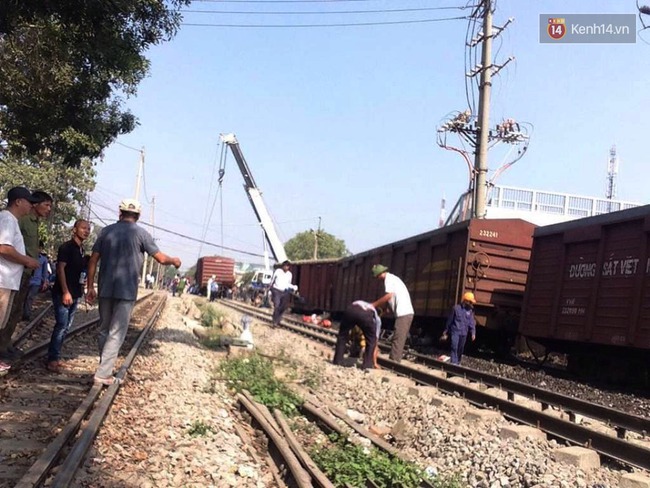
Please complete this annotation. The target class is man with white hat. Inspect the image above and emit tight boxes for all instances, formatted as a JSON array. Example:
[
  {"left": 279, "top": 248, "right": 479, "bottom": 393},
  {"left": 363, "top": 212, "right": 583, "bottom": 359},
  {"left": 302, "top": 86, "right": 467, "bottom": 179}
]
[
  {"left": 86, "top": 198, "right": 181, "bottom": 385},
  {"left": 371, "top": 264, "right": 414, "bottom": 363}
]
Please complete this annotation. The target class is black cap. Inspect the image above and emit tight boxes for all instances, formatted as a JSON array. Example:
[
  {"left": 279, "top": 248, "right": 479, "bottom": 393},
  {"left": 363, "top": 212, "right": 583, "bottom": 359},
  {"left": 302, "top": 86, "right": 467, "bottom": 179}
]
[{"left": 7, "top": 187, "right": 37, "bottom": 204}]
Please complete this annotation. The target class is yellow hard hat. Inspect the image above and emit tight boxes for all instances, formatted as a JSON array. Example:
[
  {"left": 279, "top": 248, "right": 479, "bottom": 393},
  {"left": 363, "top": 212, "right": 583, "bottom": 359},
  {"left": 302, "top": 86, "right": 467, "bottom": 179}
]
[{"left": 462, "top": 291, "right": 476, "bottom": 304}]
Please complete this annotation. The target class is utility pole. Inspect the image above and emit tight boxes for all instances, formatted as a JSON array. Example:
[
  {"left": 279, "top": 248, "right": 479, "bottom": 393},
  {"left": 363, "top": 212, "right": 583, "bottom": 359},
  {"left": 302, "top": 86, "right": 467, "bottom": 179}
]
[
  {"left": 134, "top": 147, "right": 145, "bottom": 202},
  {"left": 141, "top": 195, "right": 154, "bottom": 287},
  {"left": 473, "top": 2, "right": 493, "bottom": 219},
  {"left": 436, "top": 1, "right": 523, "bottom": 224},
  {"left": 313, "top": 216, "right": 321, "bottom": 260}
]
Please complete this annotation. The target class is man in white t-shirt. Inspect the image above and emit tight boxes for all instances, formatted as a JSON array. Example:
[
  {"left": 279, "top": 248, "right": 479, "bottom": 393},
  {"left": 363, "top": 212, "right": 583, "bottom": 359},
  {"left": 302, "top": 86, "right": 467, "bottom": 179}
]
[
  {"left": 269, "top": 260, "right": 297, "bottom": 327},
  {"left": 0, "top": 187, "right": 41, "bottom": 371},
  {"left": 371, "top": 264, "right": 414, "bottom": 362}
]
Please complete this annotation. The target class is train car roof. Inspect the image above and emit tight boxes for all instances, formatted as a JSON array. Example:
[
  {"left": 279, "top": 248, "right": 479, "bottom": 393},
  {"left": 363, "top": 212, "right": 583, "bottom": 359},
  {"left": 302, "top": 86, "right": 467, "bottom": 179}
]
[{"left": 533, "top": 204, "right": 650, "bottom": 237}]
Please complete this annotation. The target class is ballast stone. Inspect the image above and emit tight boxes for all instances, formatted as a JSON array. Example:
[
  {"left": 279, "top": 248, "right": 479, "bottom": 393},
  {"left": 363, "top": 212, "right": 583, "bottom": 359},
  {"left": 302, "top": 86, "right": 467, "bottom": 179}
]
[
  {"left": 620, "top": 473, "right": 650, "bottom": 488},
  {"left": 552, "top": 446, "right": 600, "bottom": 469},
  {"left": 500, "top": 425, "right": 547, "bottom": 442},
  {"left": 464, "top": 409, "right": 502, "bottom": 422}
]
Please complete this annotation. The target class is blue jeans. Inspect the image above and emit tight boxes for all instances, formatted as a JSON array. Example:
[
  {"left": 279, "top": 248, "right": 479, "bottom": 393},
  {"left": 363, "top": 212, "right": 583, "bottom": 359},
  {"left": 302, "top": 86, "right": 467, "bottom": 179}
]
[
  {"left": 48, "top": 291, "right": 79, "bottom": 362},
  {"left": 450, "top": 333, "right": 468, "bottom": 365}
]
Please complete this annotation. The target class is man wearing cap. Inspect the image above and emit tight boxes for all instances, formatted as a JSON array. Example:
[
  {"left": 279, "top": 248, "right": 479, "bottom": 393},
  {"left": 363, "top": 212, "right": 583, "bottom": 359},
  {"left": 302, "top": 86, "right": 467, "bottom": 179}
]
[
  {"left": 0, "top": 190, "right": 53, "bottom": 360},
  {"left": 86, "top": 198, "right": 181, "bottom": 385},
  {"left": 269, "top": 260, "right": 297, "bottom": 327},
  {"left": 371, "top": 264, "right": 414, "bottom": 362},
  {"left": 0, "top": 188, "right": 41, "bottom": 369},
  {"left": 440, "top": 292, "right": 477, "bottom": 365}
]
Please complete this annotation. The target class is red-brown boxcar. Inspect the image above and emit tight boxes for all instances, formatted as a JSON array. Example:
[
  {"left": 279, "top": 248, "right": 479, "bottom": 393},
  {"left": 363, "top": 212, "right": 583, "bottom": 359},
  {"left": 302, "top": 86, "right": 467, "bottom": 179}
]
[
  {"left": 324, "top": 218, "right": 536, "bottom": 335},
  {"left": 520, "top": 205, "right": 650, "bottom": 382},
  {"left": 291, "top": 259, "right": 340, "bottom": 313},
  {"left": 195, "top": 256, "right": 236, "bottom": 289}
]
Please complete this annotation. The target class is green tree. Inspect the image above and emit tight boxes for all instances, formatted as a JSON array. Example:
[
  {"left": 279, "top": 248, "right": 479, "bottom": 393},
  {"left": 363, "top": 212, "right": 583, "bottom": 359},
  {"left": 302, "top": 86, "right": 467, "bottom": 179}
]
[
  {"left": 0, "top": 0, "right": 189, "bottom": 166},
  {"left": 284, "top": 230, "right": 349, "bottom": 261},
  {"left": 0, "top": 155, "right": 96, "bottom": 253}
]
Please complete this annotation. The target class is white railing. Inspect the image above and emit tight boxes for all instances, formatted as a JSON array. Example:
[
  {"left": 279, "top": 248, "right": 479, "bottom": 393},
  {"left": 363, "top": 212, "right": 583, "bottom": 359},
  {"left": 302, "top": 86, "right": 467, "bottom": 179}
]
[{"left": 444, "top": 185, "right": 641, "bottom": 226}]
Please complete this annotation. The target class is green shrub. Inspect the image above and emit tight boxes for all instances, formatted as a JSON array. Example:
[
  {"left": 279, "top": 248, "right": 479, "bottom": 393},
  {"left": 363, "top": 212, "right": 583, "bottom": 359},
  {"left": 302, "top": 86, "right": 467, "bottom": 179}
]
[
  {"left": 187, "top": 420, "right": 213, "bottom": 437},
  {"left": 311, "top": 434, "right": 440, "bottom": 488},
  {"left": 201, "top": 305, "right": 228, "bottom": 328},
  {"left": 218, "top": 354, "right": 303, "bottom": 416}
]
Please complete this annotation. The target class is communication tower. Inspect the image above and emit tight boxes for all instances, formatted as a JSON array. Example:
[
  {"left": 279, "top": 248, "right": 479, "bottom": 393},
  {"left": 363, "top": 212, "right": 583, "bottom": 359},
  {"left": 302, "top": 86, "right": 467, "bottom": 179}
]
[{"left": 606, "top": 145, "right": 618, "bottom": 202}]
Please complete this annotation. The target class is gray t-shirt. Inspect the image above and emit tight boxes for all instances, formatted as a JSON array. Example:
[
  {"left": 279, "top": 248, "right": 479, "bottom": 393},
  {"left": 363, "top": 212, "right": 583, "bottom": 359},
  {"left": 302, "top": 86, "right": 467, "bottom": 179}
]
[{"left": 92, "top": 221, "right": 159, "bottom": 300}]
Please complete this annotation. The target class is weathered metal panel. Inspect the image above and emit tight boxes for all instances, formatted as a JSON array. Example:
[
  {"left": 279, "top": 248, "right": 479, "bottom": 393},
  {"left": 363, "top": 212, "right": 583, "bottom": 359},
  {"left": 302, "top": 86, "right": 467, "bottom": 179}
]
[
  {"left": 521, "top": 204, "right": 650, "bottom": 351},
  {"left": 196, "top": 256, "right": 235, "bottom": 287},
  {"left": 329, "top": 218, "right": 536, "bottom": 332},
  {"left": 292, "top": 260, "right": 339, "bottom": 311}
]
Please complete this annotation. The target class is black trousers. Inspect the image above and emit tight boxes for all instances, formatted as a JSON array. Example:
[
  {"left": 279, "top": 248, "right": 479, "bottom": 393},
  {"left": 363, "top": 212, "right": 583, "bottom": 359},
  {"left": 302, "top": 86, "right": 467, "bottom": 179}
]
[
  {"left": 333, "top": 303, "right": 377, "bottom": 370},
  {"left": 271, "top": 288, "right": 291, "bottom": 325}
]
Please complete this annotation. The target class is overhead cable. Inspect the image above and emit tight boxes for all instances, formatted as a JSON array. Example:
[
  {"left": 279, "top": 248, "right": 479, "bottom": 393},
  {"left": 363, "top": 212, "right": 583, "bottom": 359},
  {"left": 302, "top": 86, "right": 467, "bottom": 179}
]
[
  {"left": 183, "top": 6, "right": 473, "bottom": 14},
  {"left": 183, "top": 15, "right": 469, "bottom": 27}
]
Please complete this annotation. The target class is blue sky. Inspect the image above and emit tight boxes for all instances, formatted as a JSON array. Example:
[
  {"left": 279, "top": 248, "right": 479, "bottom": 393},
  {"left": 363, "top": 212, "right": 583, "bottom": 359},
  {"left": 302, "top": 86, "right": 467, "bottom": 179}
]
[{"left": 90, "top": 0, "right": 650, "bottom": 271}]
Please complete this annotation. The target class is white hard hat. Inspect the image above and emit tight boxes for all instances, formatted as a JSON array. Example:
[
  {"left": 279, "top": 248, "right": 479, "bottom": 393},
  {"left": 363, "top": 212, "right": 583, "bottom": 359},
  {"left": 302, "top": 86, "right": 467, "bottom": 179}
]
[{"left": 119, "top": 198, "right": 142, "bottom": 214}]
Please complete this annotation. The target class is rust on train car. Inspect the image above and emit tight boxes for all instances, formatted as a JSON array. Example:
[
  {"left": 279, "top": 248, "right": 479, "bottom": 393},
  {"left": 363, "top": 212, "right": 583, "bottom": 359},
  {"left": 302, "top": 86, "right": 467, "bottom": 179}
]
[
  {"left": 330, "top": 218, "right": 536, "bottom": 331},
  {"left": 291, "top": 259, "right": 339, "bottom": 312},
  {"left": 520, "top": 205, "right": 650, "bottom": 351}
]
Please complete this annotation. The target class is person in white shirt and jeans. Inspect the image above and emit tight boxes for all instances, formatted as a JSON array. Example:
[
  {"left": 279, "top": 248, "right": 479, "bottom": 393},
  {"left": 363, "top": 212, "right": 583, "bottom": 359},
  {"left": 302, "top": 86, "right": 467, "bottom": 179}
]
[
  {"left": 0, "top": 187, "right": 40, "bottom": 371},
  {"left": 269, "top": 260, "right": 296, "bottom": 327},
  {"left": 371, "top": 264, "right": 414, "bottom": 362}
]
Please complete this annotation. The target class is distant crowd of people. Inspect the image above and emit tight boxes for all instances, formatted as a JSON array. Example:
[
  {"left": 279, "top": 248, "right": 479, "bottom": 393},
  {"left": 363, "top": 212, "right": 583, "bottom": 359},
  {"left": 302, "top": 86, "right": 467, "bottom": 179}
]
[{"left": 0, "top": 187, "right": 181, "bottom": 384}]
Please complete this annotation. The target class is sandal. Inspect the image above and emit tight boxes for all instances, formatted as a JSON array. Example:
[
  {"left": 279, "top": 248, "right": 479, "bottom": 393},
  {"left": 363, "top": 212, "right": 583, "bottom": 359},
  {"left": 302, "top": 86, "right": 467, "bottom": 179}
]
[{"left": 93, "top": 375, "right": 122, "bottom": 386}]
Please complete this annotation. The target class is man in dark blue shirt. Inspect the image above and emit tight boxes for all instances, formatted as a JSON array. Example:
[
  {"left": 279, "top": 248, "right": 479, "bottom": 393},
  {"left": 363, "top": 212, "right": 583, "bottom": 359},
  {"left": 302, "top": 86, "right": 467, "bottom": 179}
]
[
  {"left": 441, "top": 292, "right": 477, "bottom": 365},
  {"left": 86, "top": 199, "right": 180, "bottom": 385},
  {"left": 47, "top": 220, "right": 90, "bottom": 372}
]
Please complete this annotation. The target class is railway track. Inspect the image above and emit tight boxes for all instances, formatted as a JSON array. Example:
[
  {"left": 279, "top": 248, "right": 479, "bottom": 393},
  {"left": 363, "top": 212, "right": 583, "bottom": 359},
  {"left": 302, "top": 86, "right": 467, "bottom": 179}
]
[
  {"left": 0, "top": 291, "right": 163, "bottom": 488},
  {"left": 218, "top": 299, "right": 650, "bottom": 472}
]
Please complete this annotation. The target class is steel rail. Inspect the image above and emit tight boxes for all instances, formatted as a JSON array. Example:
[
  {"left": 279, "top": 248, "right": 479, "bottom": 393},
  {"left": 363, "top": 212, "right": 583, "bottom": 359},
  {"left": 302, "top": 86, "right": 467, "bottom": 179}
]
[
  {"left": 51, "top": 294, "right": 167, "bottom": 487},
  {"left": 14, "top": 292, "right": 155, "bottom": 366},
  {"left": 13, "top": 303, "right": 53, "bottom": 347},
  {"left": 222, "top": 300, "right": 650, "bottom": 438},
  {"left": 12, "top": 293, "right": 165, "bottom": 488},
  {"left": 218, "top": 299, "right": 650, "bottom": 471},
  {"left": 237, "top": 392, "right": 313, "bottom": 488}
]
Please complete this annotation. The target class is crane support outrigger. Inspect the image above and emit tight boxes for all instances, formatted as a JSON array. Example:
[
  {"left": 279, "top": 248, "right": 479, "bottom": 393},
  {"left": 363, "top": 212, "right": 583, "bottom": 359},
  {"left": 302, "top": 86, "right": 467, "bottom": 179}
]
[{"left": 220, "top": 133, "right": 288, "bottom": 264}]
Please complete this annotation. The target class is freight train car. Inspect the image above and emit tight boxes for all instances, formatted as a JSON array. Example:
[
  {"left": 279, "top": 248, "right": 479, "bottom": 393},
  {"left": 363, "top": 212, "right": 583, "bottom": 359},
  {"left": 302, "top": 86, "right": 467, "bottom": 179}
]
[
  {"left": 290, "top": 259, "right": 340, "bottom": 313},
  {"left": 295, "top": 218, "right": 536, "bottom": 342},
  {"left": 520, "top": 205, "right": 650, "bottom": 384},
  {"left": 195, "top": 256, "right": 236, "bottom": 294}
]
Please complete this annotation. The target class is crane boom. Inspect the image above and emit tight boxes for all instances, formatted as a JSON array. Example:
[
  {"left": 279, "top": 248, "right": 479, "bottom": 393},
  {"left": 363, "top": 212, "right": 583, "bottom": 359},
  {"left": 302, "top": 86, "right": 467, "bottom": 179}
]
[{"left": 220, "top": 133, "right": 288, "bottom": 264}]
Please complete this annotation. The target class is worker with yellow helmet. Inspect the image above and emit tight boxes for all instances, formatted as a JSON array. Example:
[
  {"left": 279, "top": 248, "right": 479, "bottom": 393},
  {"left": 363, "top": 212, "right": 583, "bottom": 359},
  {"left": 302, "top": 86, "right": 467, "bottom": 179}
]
[{"left": 440, "top": 291, "right": 477, "bottom": 365}]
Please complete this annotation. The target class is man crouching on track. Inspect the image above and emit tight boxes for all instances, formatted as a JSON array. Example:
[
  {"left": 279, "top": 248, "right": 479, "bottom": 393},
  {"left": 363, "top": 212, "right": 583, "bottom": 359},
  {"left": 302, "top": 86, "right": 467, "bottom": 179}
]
[
  {"left": 371, "top": 264, "right": 414, "bottom": 363},
  {"left": 333, "top": 300, "right": 380, "bottom": 370},
  {"left": 85, "top": 199, "right": 181, "bottom": 386},
  {"left": 46, "top": 219, "right": 91, "bottom": 373}
]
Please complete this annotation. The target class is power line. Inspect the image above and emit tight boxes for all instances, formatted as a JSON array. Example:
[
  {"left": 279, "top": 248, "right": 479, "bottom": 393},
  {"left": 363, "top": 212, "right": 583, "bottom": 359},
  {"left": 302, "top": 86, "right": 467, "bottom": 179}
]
[
  {"left": 114, "top": 141, "right": 142, "bottom": 153},
  {"left": 183, "top": 15, "right": 469, "bottom": 27},
  {"left": 183, "top": 6, "right": 472, "bottom": 14},
  {"left": 194, "top": 0, "right": 425, "bottom": 3},
  {"left": 90, "top": 200, "right": 266, "bottom": 258}
]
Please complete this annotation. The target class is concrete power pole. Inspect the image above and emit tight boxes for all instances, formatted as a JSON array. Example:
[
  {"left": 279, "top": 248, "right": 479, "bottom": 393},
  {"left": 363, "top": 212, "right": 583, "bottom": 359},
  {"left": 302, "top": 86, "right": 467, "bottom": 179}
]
[
  {"left": 134, "top": 148, "right": 145, "bottom": 201},
  {"left": 312, "top": 216, "right": 321, "bottom": 260},
  {"left": 473, "top": 1, "right": 493, "bottom": 219}
]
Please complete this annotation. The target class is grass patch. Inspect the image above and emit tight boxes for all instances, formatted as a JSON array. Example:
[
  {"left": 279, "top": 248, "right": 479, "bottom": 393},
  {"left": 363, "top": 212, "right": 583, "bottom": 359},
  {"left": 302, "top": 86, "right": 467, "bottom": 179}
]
[
  {"left": 187, "top": 420, "right": 214, "bottom": 437},
  {"left": 311, "top": 434, "right": 459, "bottom": 488},
  {"left": 201, "top": 304, "right": 229, "bottom": 328},
  {"left": 218, "top": 354, "right": 302, "bottom": 416}
]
